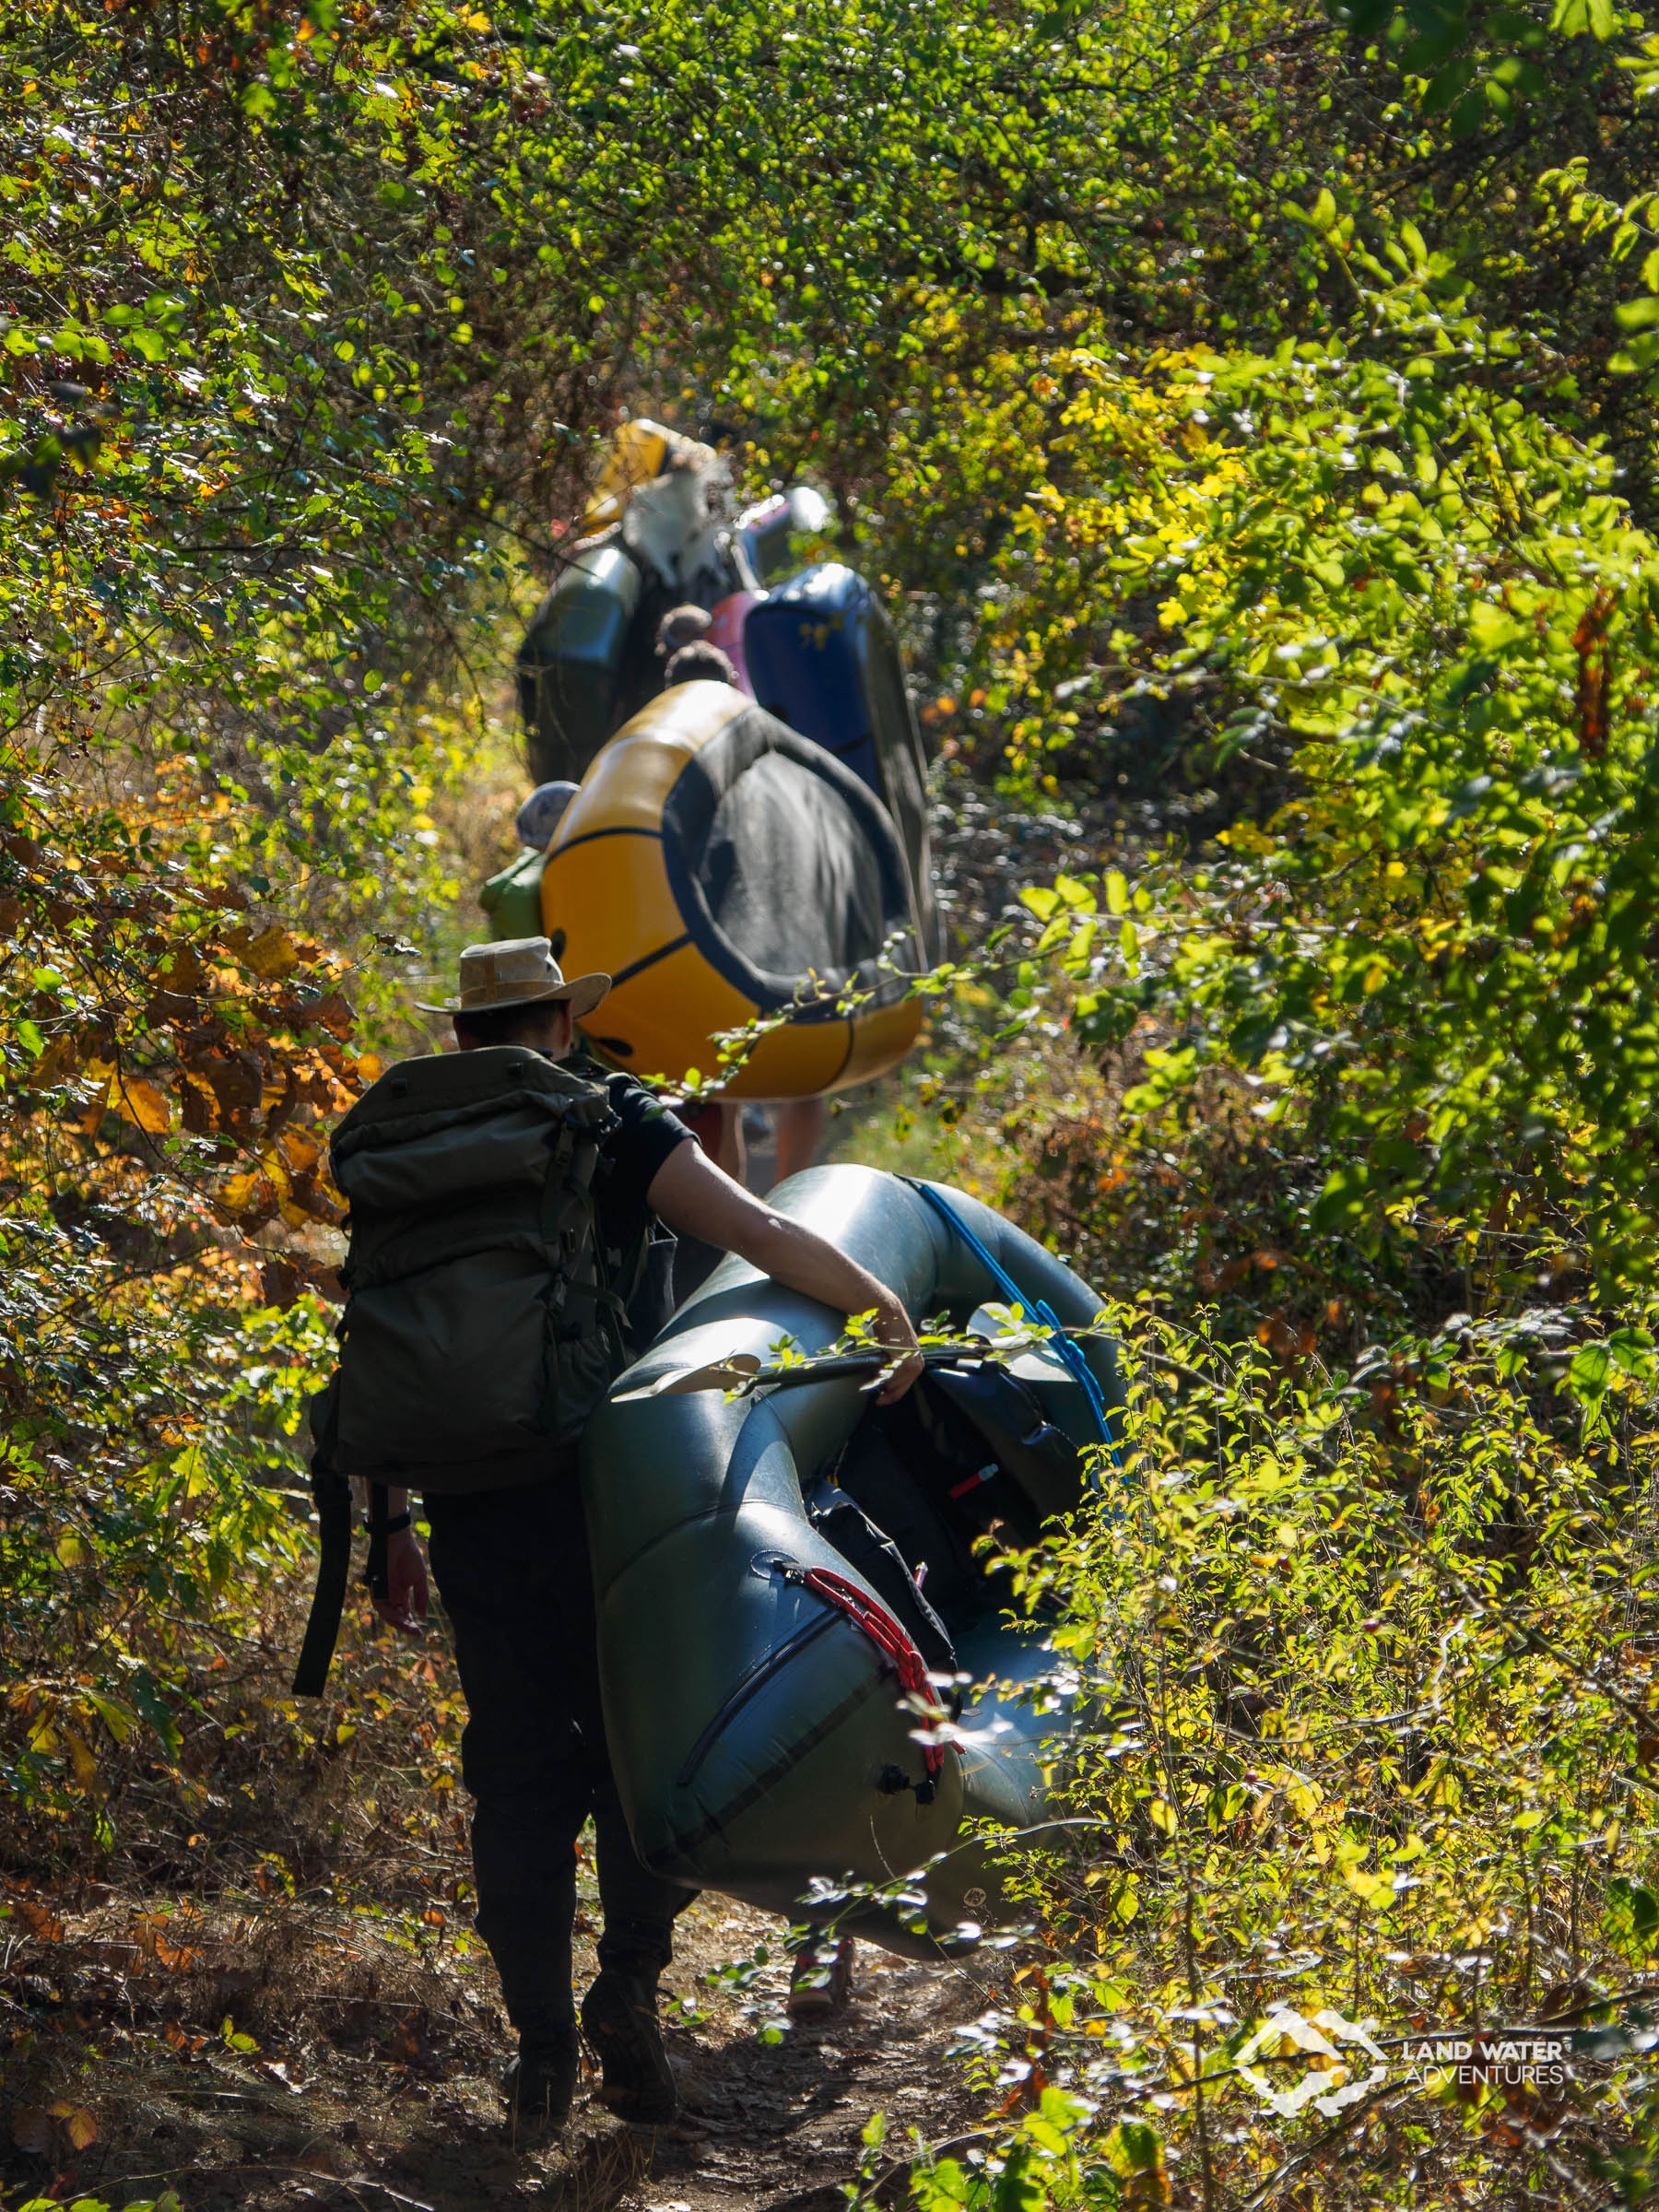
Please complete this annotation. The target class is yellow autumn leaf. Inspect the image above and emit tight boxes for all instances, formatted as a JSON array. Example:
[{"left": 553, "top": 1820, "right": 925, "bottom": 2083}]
[
  {"left": 87, "top": 1692, "right": 136, "bottom": 1744},
  {"left": 62, "top": 1727, "right": 99, "bottom": 1792},
  {"left": 218, "top": 1171, "right": 261, "bottom": 1215},
  {"left": 1285, "top": 1776, "right": 1325, "bottom": 1820},
  {"left": 236, "top": 925, "right": 301, "bottom": 981}
]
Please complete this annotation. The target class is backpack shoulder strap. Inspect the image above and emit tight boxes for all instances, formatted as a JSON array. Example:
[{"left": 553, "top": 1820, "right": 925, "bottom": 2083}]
[
  {"left": 292, "top": 1377, "right": 350, "bottom": 1699},
  {"left": 333, "top": 1048, "right": 615, "bottom": 1164}
]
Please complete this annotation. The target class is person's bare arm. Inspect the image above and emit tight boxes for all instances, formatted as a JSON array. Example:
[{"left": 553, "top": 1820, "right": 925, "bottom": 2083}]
[{"left": 645, "top": 1139, "right": 924, "bottom": 1401}]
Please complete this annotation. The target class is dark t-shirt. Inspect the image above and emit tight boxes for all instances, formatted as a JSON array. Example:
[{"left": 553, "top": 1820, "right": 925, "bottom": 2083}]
[{"left": 585, "top": 1060, "right": 694, "bottom": 1269}]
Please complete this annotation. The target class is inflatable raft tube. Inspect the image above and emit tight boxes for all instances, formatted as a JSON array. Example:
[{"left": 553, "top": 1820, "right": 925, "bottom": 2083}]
[
  {"left": 541, "top": 681, "right": 925, "bottom": 1100},
  {"left": 744, "top": 562, "right": 942, "bottom": 964},
  {"left": 582, "top": 1164, "right": 1123, "bottom": 1957}
]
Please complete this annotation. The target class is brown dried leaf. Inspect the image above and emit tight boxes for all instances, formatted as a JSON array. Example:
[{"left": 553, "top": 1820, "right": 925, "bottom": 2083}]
[
  {"left": 158, "top": 943, "right": 206, "bottom": 994},
  {"left": 10, "top": 1894, "right": 65, "bottom": 1942},
  {"left": 31, "top": 1030, "right": 80, "bottom": 1087},
  {"left": 179, "top": 1073, "right": 218, "bottom": 1135},
  {"left": 145, "top": 989, "right": 196, "bottom": 1028},
  {"left": 201, "top": 1050, "right": 263, "bottom": 1116},
  {"left": 10, "top": 2105, "right": 53, "bottom": 2155},
  {"left": 260, "top": 1257, "right": 304, "bottom": 1311},
  {"left": 308, "top": 992, "right": 355, "bottom": 1039},
  {"left": 134, "top": 1913, "right": 197, "bottom": 1971}
]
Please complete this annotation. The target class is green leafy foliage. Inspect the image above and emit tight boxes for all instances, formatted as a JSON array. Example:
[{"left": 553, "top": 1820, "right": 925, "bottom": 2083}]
[
  {"left": 1018, "top": 326, "right": 1659, "bottom": 1288},
  {"left": 3, "top": 0, "right": 1659, "bottom": 2200},
  {"left": 910, "top": 1309, "right": 1659, "bottom": 2206}
]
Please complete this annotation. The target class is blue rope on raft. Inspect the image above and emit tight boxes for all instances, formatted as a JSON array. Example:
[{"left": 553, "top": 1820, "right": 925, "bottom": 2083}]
[{"left": 902, "top": 1178, "right": 1124, "bottom": 1477}]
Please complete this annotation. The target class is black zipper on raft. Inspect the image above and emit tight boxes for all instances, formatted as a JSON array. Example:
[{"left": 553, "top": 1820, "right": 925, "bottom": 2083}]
[{"left": 674, "top": 1608, "right": 842, "bottom": 1789}]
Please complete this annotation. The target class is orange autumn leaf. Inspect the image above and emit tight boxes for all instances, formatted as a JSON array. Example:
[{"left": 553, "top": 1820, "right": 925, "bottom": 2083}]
[
  {"left": 120, "top": 1077, "right": 171, "bottom": 1134},
  {"left": 74, "top": 1062, "right": 114, "bottom": 1136},
  {"left": 279, "top": 1128, "right": 322, "bottom": 1174}
]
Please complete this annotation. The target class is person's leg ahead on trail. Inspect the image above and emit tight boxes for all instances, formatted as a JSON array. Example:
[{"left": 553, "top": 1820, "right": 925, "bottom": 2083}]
[{"left": 423, "top": 1484, "right": 690, "bottom": 2124}]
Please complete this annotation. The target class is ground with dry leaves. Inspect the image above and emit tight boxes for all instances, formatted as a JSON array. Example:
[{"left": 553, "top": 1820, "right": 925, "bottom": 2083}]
[{"left": 1, "top": 1549, "right": 1005, "bottom": 2212}]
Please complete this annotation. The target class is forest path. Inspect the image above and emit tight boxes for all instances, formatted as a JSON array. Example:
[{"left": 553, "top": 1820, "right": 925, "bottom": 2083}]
[
  {"left": 1, "top": 789, "right": 1115, "bottom": 2212},
  {"left": 2, "top": 1881, "right": 993, "bottom": 2212}
]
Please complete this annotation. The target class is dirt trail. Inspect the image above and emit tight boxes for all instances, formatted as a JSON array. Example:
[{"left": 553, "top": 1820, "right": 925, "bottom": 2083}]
[
  {"left": 2, "top": 1877, "right": 996, "bottom": 2212},
  {"left": 1, "top": 787, "right": 1119, "bottom": 2212}
]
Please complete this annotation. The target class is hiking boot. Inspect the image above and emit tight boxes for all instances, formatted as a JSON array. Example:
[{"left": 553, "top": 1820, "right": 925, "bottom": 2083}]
[
  {"left": 503, "top": 2032, "right": 580, "bottom": 2140},
  {"left": 788, "top": 1934, "right": 855, "bottom": 2020},
  {"left": 580, "top": 1968, "right": 677, "bottom": 2124}
]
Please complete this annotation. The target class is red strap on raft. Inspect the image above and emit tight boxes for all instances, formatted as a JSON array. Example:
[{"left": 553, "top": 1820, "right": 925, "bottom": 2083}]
[{"left": 799, "top": 1565, "right": 947, "bottom": 1783}]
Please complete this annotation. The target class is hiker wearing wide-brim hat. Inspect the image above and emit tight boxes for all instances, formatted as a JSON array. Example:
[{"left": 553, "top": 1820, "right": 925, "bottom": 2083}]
[
  {"left": 415, "top": 935, "right": 610, "bottom": 1021},
  {"left": 300, "top": 930, "right": 925, "bottom": 2140}
]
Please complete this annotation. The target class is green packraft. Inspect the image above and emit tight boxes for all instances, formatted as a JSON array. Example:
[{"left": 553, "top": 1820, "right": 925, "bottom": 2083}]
[{"left": 293, "top": 1045, "right": 643, "bottom": 1694}]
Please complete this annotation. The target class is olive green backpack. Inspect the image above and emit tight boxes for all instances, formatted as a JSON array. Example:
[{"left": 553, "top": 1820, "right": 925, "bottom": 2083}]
[{"left": 293, "top": 1046, "right": 644, "bottom": 1694}]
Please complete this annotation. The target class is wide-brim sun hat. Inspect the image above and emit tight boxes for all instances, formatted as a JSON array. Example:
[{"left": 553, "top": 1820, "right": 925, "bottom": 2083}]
[{"left": 416, "top": 935, "right": 610, "bottom": 1019}]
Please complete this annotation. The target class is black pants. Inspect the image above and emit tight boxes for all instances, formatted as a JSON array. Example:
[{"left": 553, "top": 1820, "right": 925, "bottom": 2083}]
[{"left": 424, "top": 1483, "right": 692, "bottom": 2046}]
